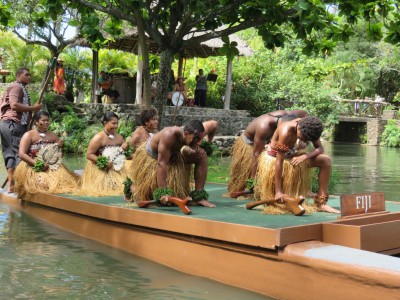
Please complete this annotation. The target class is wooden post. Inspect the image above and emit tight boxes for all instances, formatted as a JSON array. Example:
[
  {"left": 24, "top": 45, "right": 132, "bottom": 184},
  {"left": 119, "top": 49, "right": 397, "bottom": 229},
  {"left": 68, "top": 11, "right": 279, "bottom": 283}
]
[
  {"left": 92, "top": 50, "right": 99, "bottom": 104},
  {"left": 223, "top": 59, "right": 232, "bottom": 110},
  {"left": 136, "top": 45, "right": 143, "bottom": 105}
]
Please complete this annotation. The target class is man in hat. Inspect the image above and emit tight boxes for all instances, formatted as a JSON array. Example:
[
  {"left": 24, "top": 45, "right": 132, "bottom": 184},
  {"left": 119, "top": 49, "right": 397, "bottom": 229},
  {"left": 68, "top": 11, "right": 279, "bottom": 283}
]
[{"left": 0, "top": 67, "right": 42, "bottom": 193}]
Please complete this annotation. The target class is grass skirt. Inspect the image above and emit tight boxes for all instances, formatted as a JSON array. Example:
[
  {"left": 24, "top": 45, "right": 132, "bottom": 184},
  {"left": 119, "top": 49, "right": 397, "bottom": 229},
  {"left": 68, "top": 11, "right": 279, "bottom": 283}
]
[
  {"left": 124, "top": 159, "right": 133, "bottom": 174},
  {"left": 14, "top": 161, "right": 80, "bottom": 198},
  {"left": 227, "top": 137, "right": 253, "bottom": 196},
  {"left": 78, "top": 160, "right": 128, "bottom": 196},
  {"left": 254, "top": 152, "right": 315, "bottom": 215},
  {"left": 130, "top": 143, "right": 190, "bottom": 202}
]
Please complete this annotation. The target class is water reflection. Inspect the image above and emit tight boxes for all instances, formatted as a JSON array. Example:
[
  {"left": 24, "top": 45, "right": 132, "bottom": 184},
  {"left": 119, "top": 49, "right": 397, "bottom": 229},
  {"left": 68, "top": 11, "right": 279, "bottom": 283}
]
[
  {"left": 0, "top": 204, "right": 269, "bottom": 299},
  {"left": 324, "top": 142, "right": 400, "bottom": 200}
]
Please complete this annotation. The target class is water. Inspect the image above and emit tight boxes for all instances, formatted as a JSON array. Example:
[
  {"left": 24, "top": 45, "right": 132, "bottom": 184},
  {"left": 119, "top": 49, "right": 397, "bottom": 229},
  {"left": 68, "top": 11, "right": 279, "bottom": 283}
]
[
  {"left": 323, "top": 142, "right": 400, "bottom": 201},
  {"left": 0, "top": 204, "right": 268, "bottom": 299},
  {"left": 1, "top": 142, "right": 399, "bottom": 298}
]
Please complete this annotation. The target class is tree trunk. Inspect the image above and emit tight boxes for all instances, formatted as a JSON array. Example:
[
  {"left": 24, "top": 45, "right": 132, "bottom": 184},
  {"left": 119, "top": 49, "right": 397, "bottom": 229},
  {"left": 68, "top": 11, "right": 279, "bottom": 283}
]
[
  {"left": 135, "top": 11, "right": 151, "bottom": 109},
  {"left": 154, "top": 48, "right": 175, "bottom": 123},
  {"left": 136, "top": 45, "right": 143, "bottom": 105},
  {"left": 92, "top": 50, "right": 99, "bottom": 104},
  {"left": 224, "top": 59, "right": 233, "bottom": 110},
  {"left": 41, "top": 51, "right": 58, "bottom": 91}
]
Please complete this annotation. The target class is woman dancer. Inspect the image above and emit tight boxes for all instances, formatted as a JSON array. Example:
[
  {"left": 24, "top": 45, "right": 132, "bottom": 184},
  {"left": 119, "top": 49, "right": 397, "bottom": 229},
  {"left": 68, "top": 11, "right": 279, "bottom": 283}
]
[
  {"left": 79, "top": 111, "right": 128, "bottom": 196},
  {"left": 14, "top": 111, "right": 79, "bottom": 197}
]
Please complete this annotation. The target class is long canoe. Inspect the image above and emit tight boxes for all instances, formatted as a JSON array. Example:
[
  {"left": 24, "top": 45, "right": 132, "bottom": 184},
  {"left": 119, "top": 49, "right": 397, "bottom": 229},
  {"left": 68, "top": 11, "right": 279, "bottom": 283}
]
[{"left": 1, "top": 184, "right": 400, "bottom": 299}]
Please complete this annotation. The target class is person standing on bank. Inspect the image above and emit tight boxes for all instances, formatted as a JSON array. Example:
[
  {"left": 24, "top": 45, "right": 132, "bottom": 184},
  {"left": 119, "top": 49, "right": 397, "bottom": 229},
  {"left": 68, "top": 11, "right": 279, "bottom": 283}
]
[
  {"left": 0, "top": 67, "right": 42, "bottom": 193},
  {"left": 194, "top": 69, "right": 207, "bottom": 107},
  {"left": 53, "top": 58, "right": 66, "bottom": 95}
]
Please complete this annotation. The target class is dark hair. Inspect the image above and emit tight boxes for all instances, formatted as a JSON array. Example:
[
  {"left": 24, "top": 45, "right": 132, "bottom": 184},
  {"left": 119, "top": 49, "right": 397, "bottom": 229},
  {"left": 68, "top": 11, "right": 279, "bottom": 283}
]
[
  {"left": 298, "top": 116, "right": 323, "bottom": 141},
  {"left": 102, "top": 111, "right": 119, "bottom": 124},
  {"left": 140, "top": 108, "right": 158, "bottom": 126},
  {"left": 183, "top": 120, "right": 204, "bottom": 141},
  {"left": 16, "top": 67, "right": 29, "bottom": 77},
  {"left": 33, "top": 110, "right": 50, "bottom": 123}
]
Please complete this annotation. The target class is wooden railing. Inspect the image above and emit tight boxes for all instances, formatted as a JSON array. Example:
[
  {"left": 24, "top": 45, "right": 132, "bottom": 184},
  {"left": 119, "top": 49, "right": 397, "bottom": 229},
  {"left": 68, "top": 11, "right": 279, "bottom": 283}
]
[{"left": 334, "top": 98, "right": 390, "bottom": 117}]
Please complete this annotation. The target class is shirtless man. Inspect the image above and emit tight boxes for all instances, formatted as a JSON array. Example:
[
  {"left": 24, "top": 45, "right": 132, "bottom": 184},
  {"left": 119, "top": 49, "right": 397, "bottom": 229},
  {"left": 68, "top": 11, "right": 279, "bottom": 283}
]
[
  {"left": 129, "top": 108, "right": 159, "bottom": 148},
  {"left": 148, "top": 119, "right": 215, "bottom": 207},
  {"left": 203, "top": 120, "right": 218, "bottom": 143},
  {"left": 228, "top": 109, "right": 307, "bottom": 195},
  {"left": 270, "top": 116, "right": 339, "bottom": 213},
  {"left": 245, "top": 109, "right": 308, "bottom": 178}
]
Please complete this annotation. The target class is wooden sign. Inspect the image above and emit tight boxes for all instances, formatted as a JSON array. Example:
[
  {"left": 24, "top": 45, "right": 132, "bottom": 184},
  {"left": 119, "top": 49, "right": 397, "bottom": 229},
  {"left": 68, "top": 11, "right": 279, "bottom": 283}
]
[{"left": 340, "top": 192, "right": 386, "bottom": 218}]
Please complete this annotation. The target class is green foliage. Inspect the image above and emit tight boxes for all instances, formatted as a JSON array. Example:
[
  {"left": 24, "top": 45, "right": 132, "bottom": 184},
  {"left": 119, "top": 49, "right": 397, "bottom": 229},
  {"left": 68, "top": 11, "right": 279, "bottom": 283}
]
[
  {"left": 245, "top": 178, "right": 255, "bottom": 191},
  {"left": 123, "top": 177, "right": 133, "bottom": 199},
  {"left": 189, "top": 189, "right": 209, "bottom": 201},
  {"left": 33, "top": 159, "right": 45, "bottom": 172},
  {"left": 117, "top": 119, "right": 135, "bottom": 139},
  {"left": 124, "top": 145, "right": 134, "bottom": 158},
  {"left": 0, "top": 31, "right": 49, "bottom": 83},
  {"left": 48, "top": 108, "right": 98, "bottom": 154},
  {"left": 311, "top": 168, "right": 341, "bottom": 194},
  {"left": 153, "top": 187, "right": 174, "bottom": 202},
  {"left": 218, "top": 37, "right": 239, "bottom": 62},
  {"left": 0, "top": 3, "right": 13, "bottom": 26},
  {"left": 96, "top": 155, "right": 109, "bottom": 170},
  {"left": 381, "top": 120, "right": 400, "bottom": 147},
  {"left": 200, "top": 140, "right": 213, "bottom": 156}
]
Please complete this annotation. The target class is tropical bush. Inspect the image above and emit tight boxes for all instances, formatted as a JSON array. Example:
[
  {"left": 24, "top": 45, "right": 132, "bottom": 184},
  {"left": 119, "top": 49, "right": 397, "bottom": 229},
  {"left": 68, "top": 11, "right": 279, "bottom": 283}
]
[
  {"left": 311, "top": 168, "right": 341, "bottom": 194},
  {"left": 49, "top": 107, "right": 95, "bottom": 154},
  {"left": 380, "top": 120, "right": 400, "bottom": 147}
]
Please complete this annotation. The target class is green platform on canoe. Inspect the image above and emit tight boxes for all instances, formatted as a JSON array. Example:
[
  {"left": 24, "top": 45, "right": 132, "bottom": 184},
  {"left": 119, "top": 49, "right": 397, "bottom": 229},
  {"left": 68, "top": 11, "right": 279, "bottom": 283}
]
[{"left": 63, "top": 183, "right": 400, "bottom": 229}]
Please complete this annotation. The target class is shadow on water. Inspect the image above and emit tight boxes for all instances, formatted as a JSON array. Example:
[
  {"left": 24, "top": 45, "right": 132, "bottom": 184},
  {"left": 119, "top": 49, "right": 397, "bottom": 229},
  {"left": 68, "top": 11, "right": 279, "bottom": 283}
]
[{"left": 0, "top": 203, "right": 270, "bottom": 299}]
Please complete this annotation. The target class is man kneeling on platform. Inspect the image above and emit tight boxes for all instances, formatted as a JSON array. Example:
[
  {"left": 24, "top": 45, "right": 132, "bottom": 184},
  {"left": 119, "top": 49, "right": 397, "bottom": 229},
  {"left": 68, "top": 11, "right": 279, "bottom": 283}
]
[
  {"left": 256, "top": 116, "right": 340, "bottom": 214},
  {"left": 128, "top": 119, "right": 215, "bottom": 212}
]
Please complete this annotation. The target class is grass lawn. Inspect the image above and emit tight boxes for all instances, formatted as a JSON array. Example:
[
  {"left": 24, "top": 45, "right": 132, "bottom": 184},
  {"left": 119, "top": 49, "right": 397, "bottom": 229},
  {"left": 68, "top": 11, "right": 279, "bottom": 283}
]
[{"left": 207, "top": 157, "right": 230, "bottom": 184}]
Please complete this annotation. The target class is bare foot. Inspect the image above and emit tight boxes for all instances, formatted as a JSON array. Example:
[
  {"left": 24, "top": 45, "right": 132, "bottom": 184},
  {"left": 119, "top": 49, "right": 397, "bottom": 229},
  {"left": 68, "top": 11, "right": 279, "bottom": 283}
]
[
  {"left": 317, "top": 204, "right": 340, "bottom": 214},
  {"left": 197, "top": 199, "right": 216, "bottom": 208}
]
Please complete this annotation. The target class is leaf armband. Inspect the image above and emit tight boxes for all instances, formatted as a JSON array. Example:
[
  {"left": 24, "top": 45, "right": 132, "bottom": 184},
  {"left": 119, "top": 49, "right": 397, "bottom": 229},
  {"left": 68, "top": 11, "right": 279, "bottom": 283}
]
[
  {"left": 153, "top": 187, "right": 174, "bottom": 202},
  {"left": 189, "top": 189, "right": 209, "bottom": 202}
]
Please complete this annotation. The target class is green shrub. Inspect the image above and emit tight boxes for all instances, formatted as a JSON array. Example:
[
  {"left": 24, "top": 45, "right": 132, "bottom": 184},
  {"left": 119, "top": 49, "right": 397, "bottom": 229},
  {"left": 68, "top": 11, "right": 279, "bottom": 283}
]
[
  {"left": 311, "top": 168, "right": 341, "bottom": 194},
  {"left": 49, "top": 109, "right": 98, "bottom": 154},
  {"left": 380, "top": 120, "right": 400, "bottom": 147},
  {"left": 117, "top": 119, "right": 135, "bottom": 139}
]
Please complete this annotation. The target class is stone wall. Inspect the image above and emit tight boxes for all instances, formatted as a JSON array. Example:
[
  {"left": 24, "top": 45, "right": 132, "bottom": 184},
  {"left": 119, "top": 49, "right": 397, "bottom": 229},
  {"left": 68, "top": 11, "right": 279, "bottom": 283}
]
[
  {"left": 212, "top": 136, "right": 238, "bottom": 156},
  {"left": 74, "top": 103, "right": 253, "bottom": 136}
]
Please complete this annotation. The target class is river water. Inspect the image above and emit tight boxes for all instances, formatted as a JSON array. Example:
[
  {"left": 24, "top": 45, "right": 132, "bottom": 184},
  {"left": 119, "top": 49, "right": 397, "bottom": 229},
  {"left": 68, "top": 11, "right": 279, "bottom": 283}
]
[
  {"left": 323, "top": 142, "right": 399, "bottom": 201},
  {"left": 0, "top": 142, "right": 399, "bottom": 299}
]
